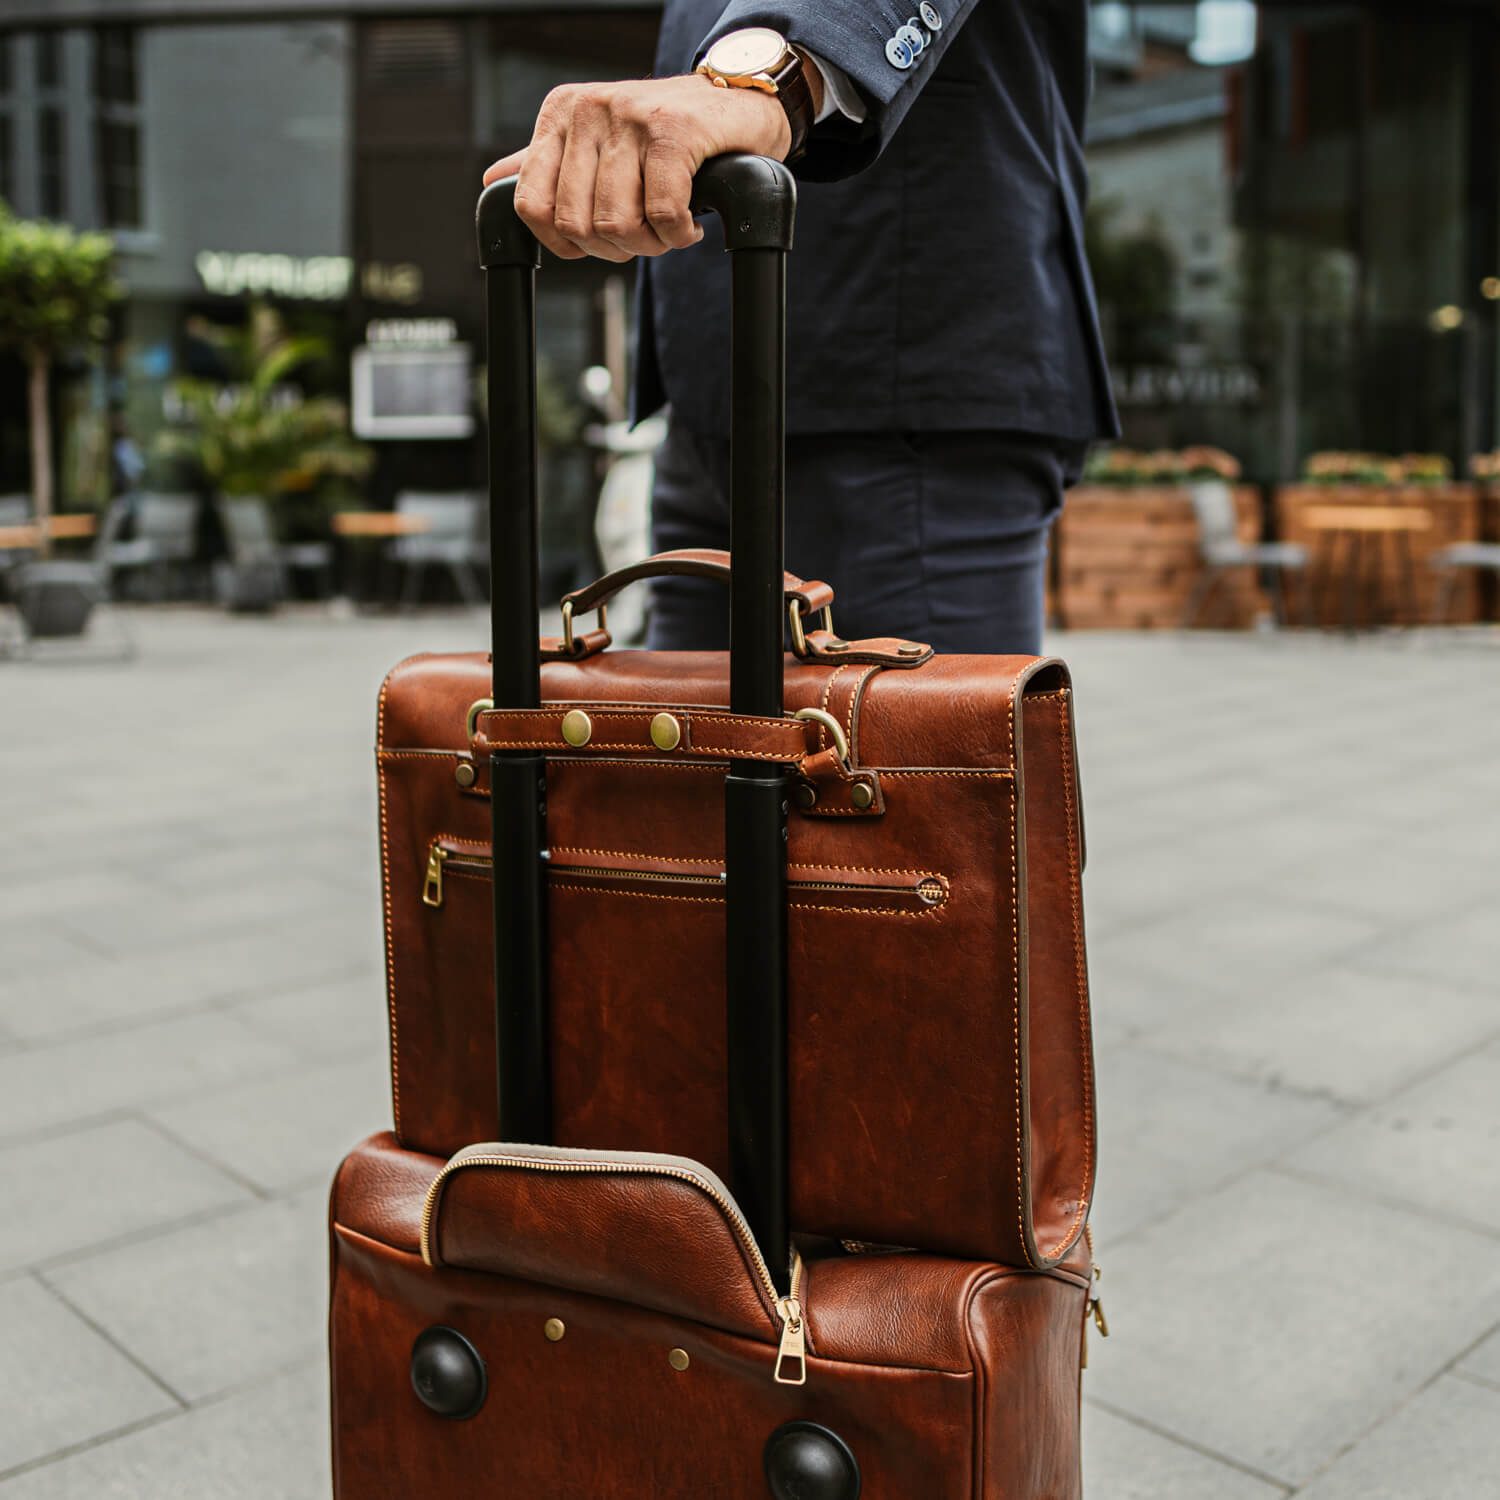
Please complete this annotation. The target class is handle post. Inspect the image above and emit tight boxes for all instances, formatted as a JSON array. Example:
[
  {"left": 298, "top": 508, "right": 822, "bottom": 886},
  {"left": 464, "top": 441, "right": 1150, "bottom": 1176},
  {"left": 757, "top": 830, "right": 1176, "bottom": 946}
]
[{"left": 478, "top": 178, "right": 551, "bottom": 1144}]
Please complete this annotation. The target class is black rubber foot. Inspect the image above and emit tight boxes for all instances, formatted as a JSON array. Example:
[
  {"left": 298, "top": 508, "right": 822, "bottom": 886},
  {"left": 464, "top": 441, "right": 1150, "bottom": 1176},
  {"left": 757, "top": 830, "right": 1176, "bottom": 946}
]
[
  {"left": 763, "top": 1421, "right": 861, "bottom": 1500},
  {"left": 410, "top": 1326, "right": 487, "bottom": 1420}
]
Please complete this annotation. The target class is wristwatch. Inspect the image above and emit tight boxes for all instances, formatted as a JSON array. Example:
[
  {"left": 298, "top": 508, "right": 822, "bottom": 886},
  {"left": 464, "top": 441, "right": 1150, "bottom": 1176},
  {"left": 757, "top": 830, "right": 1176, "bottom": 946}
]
[{"left": 696, "top": 27, "right": 815, "bottom": 162}]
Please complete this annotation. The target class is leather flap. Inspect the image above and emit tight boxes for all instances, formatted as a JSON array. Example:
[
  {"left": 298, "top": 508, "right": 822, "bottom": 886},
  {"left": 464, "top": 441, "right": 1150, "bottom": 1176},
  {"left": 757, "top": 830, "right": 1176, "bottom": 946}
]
[{"left": 423, "top": 1143, "right": 781, "bottom": 1343}]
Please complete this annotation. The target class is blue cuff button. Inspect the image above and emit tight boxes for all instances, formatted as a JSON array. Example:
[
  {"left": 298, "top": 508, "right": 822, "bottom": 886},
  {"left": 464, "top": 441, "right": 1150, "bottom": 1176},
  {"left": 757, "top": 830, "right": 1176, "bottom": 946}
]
[
  {"left": 884, "top": 36, "right": 914, "bottom": 69},
  {"left": 897, "top": 23, "right": 926, "bottom": 54},
  {"left": 919, "top": 2, "right": 943, "bottom": 30}
]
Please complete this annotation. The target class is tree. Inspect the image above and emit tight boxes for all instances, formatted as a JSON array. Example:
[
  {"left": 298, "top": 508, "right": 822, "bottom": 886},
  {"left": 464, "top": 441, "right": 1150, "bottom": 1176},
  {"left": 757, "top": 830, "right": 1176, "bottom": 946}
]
[
  {"left": 155, "top": 303, "right": 371, "bottom": 511},
  {"left": 0, "top": 205, "right": 120, "bottom": 554}
]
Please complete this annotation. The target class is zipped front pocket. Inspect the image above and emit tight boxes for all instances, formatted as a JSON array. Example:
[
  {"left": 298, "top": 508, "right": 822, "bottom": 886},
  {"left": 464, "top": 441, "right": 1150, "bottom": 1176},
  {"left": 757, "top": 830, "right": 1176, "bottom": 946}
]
[
  {"left": 421, "top": 836, "right": 949, "bottom": 918},
  {"left": 420, "top": 1142, "right": 807, "bottom": 1387}
]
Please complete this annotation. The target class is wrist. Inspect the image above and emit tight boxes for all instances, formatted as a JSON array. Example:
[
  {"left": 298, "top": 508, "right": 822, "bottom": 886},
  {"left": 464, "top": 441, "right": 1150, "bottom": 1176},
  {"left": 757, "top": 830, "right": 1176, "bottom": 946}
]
[{"left": 694, "top": 69, "right": 793, "bottom": 160}]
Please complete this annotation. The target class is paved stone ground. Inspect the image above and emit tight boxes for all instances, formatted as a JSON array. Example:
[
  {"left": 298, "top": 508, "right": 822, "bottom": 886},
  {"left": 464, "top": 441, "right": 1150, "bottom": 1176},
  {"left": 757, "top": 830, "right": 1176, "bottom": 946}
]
[{"left": 0, "top": 606, "right": 1497, "bottom": 1496}]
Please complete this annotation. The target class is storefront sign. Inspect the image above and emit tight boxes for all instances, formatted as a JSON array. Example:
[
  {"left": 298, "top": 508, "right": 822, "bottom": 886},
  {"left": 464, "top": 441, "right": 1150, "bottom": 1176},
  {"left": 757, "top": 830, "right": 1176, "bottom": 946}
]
[
  {"left": 365, "top": 317, "right": 458, "bottom": 346},
  {"left": 1111, "top": 363, "right": 1263, "bottom": 408},
  {"left": 195, "top": 252, "right": 424, "bottom": 304}
]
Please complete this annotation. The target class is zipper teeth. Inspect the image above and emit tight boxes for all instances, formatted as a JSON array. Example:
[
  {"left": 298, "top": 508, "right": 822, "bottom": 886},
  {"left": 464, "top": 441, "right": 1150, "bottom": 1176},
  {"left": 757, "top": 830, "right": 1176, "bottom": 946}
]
[{"left": 422, "top": 1153, "right": 782, "bottom": 1317}]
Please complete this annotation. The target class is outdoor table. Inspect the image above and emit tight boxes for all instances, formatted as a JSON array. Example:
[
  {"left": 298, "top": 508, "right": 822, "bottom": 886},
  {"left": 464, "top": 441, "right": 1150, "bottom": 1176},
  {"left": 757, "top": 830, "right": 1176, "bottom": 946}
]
[
  {"left": 1301, "top": 504, "right": 1433, "bottom": 629},
  {"left": 0, "top": 514, "right": 98, "bottom": 551},
  {"left": 332, "top": 511, "right": 432, "bottom": 607}
]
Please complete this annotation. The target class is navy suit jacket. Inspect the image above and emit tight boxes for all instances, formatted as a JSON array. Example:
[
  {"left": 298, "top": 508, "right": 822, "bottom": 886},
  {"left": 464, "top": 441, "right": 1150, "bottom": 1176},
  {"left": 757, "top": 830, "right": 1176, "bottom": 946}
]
[{"left": 635, "top": 0, "right": 1120, "bottom": 442}]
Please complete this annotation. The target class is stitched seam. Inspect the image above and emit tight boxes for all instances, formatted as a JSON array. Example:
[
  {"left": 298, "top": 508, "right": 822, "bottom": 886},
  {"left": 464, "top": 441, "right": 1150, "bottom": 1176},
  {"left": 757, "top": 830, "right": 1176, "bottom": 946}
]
[
  {"left": 376, "top": 682, "right": 401, "bottom": 1140},
  {"left": 480, "top": 739, "right": 801, "bottom": 762},
  {"left": 818, "top": 663, "right": 851, "bottom": 751},
  {"left": 1006, "top": 673, "right": 1035, "bottom": 1268},
  {"left": 483, "top": 710, "right": 796, "bottom": 733},
  {"left": 1041, "top": 696, "right": 1094, "bottom": 1260},
  {"left": 847, "top": 665, "right": 879, "bottom": 763},
  {"left": 549, "top": 884, "right": 948, "bottom": 918}
]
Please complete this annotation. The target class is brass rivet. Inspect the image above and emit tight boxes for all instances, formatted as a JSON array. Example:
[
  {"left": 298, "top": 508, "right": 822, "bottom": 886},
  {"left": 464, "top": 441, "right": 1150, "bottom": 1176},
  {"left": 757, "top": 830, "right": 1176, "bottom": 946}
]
[
  {"left": 668, "top": 1348, "right": 690, "bottom": 1372},
  {"left": 851, "top": 782, "right": 874, "bottom": 810},
  {"left": 795, "top": 782, "right": 817, "bottom": 810},
  {"left": 560, "top": 709, "right": 592, "bottom": 747},
  {"left": 898, "top": 643, "right": 924, "bottom": 657},
  {"left": 544, "top": 1318, "right": 566, "bottom": 1342},
  {"left": 650, "top": 712, "right": 682, "bottom": 751},
  {"left": 454, "top": 761, "right": 477, "bottom": 788},
  {"left": 824, "top": 639, "right": 849, "bottom": 653},
  {"left": 917, "top": 877, "right": 945, "bottom": 906}
]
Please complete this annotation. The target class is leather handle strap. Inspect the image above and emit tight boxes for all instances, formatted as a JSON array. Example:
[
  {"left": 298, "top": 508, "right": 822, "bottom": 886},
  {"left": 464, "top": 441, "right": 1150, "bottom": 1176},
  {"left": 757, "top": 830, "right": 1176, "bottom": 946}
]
[
  {"left": 476, "top": 705, "right": 813, "bottom": 764},
  {"left": 563, "top": 548, "right": 834, "bottom": 620}
]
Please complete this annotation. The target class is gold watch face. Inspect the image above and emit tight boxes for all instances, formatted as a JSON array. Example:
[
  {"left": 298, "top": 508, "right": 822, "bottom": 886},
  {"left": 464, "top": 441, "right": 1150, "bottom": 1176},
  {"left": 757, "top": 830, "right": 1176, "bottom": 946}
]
[{"left": 705, "top": 26, "right": 788, "bottom": 78}]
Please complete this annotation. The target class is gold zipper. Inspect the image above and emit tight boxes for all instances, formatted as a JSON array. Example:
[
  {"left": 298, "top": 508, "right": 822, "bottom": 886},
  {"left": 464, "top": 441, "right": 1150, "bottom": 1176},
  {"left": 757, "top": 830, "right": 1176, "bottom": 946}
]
[
  {"left": 421, "top": 838, "right": 944, "bottom": 912},
  {"left": 421, "top": 1148, "right": 807, "bottom": 1388}
]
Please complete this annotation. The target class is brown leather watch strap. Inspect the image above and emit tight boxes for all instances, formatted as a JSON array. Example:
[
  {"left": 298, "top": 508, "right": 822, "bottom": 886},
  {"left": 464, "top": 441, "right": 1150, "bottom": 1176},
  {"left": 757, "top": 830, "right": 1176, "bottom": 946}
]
[{"left": 476, "top": 704, "right": 812, "bottom": 764}]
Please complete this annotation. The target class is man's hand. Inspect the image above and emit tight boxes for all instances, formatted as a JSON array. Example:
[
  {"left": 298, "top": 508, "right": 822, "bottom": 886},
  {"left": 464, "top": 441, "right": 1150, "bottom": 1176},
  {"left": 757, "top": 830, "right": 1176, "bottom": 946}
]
[{"left": 481, "top": 73, "right": 793, "bottom": 263}]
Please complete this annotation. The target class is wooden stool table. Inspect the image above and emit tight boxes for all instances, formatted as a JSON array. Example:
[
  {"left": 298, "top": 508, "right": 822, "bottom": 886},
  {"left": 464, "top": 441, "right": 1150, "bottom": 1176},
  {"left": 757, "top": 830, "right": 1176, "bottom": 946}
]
[
  {"left": 1301, "top": 504, "right": 1433, "bottom": 629},
  {"left": 332, "top": 511, "right": 432, "bottom": 606}
]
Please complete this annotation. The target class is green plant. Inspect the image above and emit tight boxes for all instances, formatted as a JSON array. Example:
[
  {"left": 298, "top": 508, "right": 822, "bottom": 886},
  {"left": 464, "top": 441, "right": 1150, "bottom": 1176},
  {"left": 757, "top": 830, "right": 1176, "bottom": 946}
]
[
  {"left": 0, "top": 204, "right": 120, "bottom": 554},
  {"left": 156, "top": 303, "right": 371, "bottom": 508}
]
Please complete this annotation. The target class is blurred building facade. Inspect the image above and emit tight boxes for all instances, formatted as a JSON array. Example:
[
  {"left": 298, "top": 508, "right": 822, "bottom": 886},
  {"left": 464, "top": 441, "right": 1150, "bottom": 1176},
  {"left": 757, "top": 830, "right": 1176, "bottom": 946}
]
[{"left": 0, "top": 0, "right": 1498, "bottom": 522}]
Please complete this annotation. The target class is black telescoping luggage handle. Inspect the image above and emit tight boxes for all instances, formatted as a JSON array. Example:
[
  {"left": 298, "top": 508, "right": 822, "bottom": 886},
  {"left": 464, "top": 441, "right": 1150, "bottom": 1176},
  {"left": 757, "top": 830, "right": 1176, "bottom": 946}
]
[{"left": 477, "top": 154, "right": 798, "bottom": 1291}]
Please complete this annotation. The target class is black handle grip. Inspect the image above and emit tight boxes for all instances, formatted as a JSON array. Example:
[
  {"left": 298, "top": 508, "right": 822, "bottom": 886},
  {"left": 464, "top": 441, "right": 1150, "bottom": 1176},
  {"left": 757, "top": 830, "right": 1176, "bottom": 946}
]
[{"left": 478, "top": 156, "right": 797, "bottom": 1292}]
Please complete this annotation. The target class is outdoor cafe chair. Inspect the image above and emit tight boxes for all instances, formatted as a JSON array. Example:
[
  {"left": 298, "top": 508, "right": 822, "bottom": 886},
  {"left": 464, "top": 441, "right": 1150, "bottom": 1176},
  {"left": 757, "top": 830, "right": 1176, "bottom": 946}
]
[
  {"left": 1182, "top": 480, "right": 1309, "bottom": 627},
  {"left": 390, "top": 491, "right": 487, "bottom": 608},
  {"left": 1428, "top": 541, "right": 1500, "bottom": 624}
]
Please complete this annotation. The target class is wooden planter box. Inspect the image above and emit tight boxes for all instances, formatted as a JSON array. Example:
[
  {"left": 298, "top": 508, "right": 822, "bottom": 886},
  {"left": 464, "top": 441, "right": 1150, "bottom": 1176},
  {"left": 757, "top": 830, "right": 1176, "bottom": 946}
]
[
  {"left": 1056, "top": 484, "right": 1265, "bottom": 630},
  {"left": 1275, "top": 484, "right": 1481, "bottom": 626}
]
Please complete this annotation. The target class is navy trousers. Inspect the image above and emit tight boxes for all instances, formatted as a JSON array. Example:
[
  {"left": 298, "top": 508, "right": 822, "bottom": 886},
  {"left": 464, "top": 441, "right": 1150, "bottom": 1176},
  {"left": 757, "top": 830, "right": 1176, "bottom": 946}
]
[{"left": 646, "top": 424, "right": 1084, "bottom": 656}]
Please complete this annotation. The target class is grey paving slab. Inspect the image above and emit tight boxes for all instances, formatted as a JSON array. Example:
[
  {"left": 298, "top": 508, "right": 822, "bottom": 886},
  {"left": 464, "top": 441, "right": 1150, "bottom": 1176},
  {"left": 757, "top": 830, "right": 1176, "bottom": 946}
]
[
  {"left": 0, "top": 1120, "right": 249, "bottom": 1272},
  {"left": 1082, "top": 1404, "right": 1287, "bottom": 1500},
  {"left": 1084, "top": 1171, "right": 1500, "bottom": 1487},
  {"left": 226, "top": 972, "right": 388, "bottom": 1063},
  {"left": 0, "top": 921, "right": 377, "bottom": 1044},
  {"left": 0, "top": 1277, "right": 177, "bottom": 1477},
  {"left": 1293, "top": 1376, "right": 1500, "bottom": 1499},
  {"left": 146, "top": 1056, "right": 392, "bottom": 1194},
  {"left": 0, "top": 1012, "right": 297, "bottom": 1143},
  {"left": 0, "top": 1361, "right": 329, "bottom": 1498},
  {"left": 1088, "top": 1046, "right": 1343, "bottom": 1247},
  {"left": 45, "top": 1187, "right": 327, "bottom": 1404},
  {"left": 1349, "top": 904, "right": 1500, "bottom": 994},
  {"left": 0, "top": 919, "right": 106, "bottom": 984},
  {"left": 1458, "top": 1324, "right": 1500, "bottom": 1387},
  {"left": 1093, "top": 892, "right": 1385, "bottom": 999},
  {"left": 1290, "top": 1038, "right": 1500, "bottom": 1234},
  {"left": 1139, "top": 965, "right": 1500, "bottom": 1107}
]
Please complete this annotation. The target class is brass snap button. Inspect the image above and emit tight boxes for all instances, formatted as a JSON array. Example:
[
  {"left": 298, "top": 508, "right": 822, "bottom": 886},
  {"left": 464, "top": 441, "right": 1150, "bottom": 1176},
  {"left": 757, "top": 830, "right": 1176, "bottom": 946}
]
[
  {"left": 794, "top": 782, "right": 817, "bottom": 810},
  {"left": 650, "top": 712, "right": 682, "bottom": 751},
  {"left": 560, "top": 709, "right": 592, "bottom": 748},
  {"left": 668, "top": 1348, "right": 690, "bottom": 1372},
  {"left": 454, "top": 761, "right": 477, "bottom": 788},
  {"left": 544, "top": 1318, "right": 566, "bottom": 1342},
  {"left": 850, "top": 782, "right": 875, "bottom": 810}
]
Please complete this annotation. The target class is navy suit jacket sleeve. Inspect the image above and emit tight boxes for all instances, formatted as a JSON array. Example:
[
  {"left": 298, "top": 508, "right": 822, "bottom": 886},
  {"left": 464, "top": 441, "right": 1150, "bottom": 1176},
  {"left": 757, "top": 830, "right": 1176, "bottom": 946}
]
[{"left": 694, "top": 0, "right": 979, "bottom": 180}]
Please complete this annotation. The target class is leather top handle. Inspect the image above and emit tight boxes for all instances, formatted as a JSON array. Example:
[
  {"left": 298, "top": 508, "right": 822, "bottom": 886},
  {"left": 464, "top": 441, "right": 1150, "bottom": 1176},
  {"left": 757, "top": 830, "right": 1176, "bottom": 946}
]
[{"left": 563, "top": 549, "right": 834, "bottom": 621}]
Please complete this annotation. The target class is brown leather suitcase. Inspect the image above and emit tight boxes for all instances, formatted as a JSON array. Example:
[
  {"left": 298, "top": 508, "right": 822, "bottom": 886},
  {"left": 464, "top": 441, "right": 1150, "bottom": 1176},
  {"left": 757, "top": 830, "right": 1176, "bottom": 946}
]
[
  {"left": 330, "top": 1131, "right": 1099, "bottom": 1499},
  {"left": 332, "top": 159, "right": 1101, "bottom": 1499}
]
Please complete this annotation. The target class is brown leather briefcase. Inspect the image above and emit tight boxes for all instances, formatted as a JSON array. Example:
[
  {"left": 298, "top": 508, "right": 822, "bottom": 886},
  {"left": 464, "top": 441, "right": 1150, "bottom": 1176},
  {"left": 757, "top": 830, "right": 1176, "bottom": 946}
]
[
  {"left": 379, "top": 635, "right": 1095, "bottom": 1267},
  {"left": 331, "top": 1131, "right": 1099, "bottom": 1499}
]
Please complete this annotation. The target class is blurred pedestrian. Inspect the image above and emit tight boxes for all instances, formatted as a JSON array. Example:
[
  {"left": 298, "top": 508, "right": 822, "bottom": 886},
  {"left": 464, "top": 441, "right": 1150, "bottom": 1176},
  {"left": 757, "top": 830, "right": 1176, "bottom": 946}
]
[{"left": 485, "top": 1, "right": 1119, "bottom": 653}]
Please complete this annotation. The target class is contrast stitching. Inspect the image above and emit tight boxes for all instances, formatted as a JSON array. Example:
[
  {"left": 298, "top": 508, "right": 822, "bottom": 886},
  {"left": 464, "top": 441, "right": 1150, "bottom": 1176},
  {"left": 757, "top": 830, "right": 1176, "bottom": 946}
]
[
  {"left": 1009, "top": 769, "right": 1035, "bottom": 1268},
  {"left": 376, "top": 689, "right": 401, "bottom": 1139},
  {"left": 549, "top": 884, "right": 948, "bottom": 918},
  {"left": 550, "top": 847, "right": 723, "bottom": 864},
  {"left": 1041, "top": 696, "right": 1094, "bottom": 1260},
  {"left": 482, "top": 709, "right": 797, "bottom": 734},
  {"left": 818, "top": 664, "right": 851, "bottom": 751},
  {"left": 847, "top": 665, "right": 879, "bottom": 763},
  {"left": 481, "top": 739, "right": 801, "bottom": 762}
]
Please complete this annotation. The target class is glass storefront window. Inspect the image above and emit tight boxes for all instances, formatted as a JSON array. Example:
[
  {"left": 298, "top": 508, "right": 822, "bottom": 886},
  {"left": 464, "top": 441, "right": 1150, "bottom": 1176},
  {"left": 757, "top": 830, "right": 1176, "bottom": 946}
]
[{"left": 1087, "top": 1, "right": 1500, "bottom": 475}]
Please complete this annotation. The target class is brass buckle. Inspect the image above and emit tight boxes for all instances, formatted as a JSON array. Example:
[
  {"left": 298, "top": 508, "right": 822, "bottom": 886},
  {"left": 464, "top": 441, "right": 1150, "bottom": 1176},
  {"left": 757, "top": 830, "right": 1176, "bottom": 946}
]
[
  {"left": 561, "top": 599, "right": 608, "bottom": 656},
  {"left": 793, "top": 707, "right": 850, "bottom": 767},
  {"left": 788, "top": 599, "right": 834, "bottom": 658},
  {"left": 465, "top": 697, "right": 493, "bottom": 739}
]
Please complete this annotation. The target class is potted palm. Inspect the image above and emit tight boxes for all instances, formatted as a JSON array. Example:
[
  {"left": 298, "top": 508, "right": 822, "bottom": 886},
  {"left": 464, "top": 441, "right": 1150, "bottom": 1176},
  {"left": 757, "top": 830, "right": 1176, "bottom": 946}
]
[
  {"left": 0, "top": 205, "right": 120, "bottom": 637},
  {"left": 156, "top": 305, "right": 372, "bottom": 608}
]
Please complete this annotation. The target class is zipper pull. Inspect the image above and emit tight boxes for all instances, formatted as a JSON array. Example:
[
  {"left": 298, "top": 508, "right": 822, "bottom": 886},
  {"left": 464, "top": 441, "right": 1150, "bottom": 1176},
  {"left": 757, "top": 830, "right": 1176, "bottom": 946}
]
[
  {"left": 422, "top": 845, "right": 448, "bottom": 908},
  {"left": 1091, "top": 1265, "right": 1109, "bottom": 1340},
  {"left": 774, "top": 1297, "right": 807, "bottom": 1386}
]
